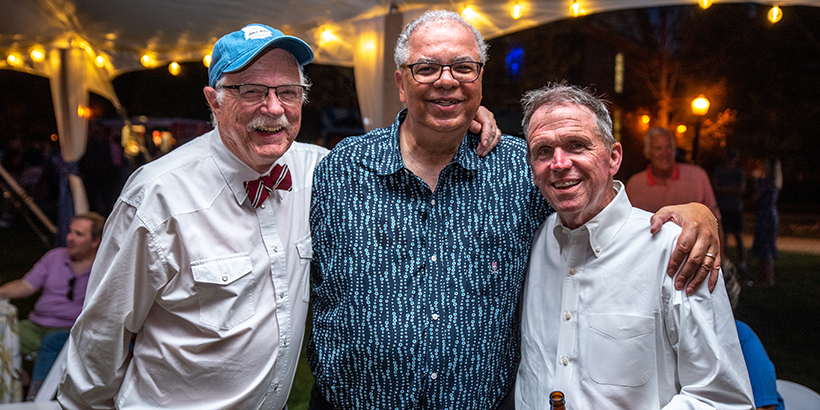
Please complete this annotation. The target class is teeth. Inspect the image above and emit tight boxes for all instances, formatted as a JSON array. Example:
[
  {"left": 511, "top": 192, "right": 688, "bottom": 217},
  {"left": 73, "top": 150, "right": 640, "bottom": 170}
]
[
  {"left": 433, "top": 100, "right": 458, "bottom": 106},
  {"left": 554, "top": 180, "right": 580, "bottom": 188},
  {"left": 256, "top": 126, "right": 283, "bottom": 133}
]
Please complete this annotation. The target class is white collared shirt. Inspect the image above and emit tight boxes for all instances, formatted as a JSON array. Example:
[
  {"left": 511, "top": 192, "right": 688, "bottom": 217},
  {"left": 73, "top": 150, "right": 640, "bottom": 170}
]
[
  {"left": 59, "top": 128, "right": 327, "bottom": 409},
  {"left": 516, "top": 181, "right": 754, "bottom": 410}
]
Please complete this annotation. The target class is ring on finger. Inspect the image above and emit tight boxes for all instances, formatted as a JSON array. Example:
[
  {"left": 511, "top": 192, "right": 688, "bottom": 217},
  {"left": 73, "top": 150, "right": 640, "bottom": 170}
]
[{"left": 704, "top": 253, "right": 715, "bottom": 259}]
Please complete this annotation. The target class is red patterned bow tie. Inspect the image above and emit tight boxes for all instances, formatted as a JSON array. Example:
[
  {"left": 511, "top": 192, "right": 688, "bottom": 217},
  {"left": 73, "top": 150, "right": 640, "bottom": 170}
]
[{"left": 244, "top": 164, "right": 292, "bottom": 208}]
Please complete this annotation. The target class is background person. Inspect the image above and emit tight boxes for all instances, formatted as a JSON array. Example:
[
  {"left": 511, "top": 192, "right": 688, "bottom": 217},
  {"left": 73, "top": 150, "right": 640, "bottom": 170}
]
[
  {"left": 0, "top": 212, "right": 104, "bottom": 390},
  {"left": 713, "top": 147, "right": 749, "bottom": 281},
  {"left": 749, "top": 157, "right": 782, "bottom": 287},
  {"left": 515, "top": 82, "right": 753, "bottom": 409},
  {"left": 626, "top": 126, "right": 722, "bottom": 221}
]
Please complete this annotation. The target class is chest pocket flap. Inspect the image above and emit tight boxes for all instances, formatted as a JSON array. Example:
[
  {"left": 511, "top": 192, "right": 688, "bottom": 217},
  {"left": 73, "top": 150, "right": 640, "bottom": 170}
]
[{"left": 191, "top": 254, "right": 253, "bottom": 285}]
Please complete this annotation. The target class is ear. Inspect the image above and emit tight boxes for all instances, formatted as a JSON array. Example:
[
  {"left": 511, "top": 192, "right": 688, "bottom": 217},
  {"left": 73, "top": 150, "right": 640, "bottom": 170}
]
[
  {"left": 203, "top": 86, "right": 221, "bottom": 116},
  {"left": 395, "top": 69, "right": 406, "bottom": 104},
  {"left": 609, "top": 142, "right": 623, "bottom": 176}
]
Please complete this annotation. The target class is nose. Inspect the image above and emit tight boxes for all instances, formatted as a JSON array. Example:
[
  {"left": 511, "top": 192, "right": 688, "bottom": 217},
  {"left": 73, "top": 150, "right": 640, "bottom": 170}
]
[
  {"left": 260, "top": 91, "right": 286, "bottom": 115},
  {"left": 434, "top": 66, "right": 459, "bottom": 88},
  {"left": 551, "top": 148, "right": 572, "bottom": 170}
]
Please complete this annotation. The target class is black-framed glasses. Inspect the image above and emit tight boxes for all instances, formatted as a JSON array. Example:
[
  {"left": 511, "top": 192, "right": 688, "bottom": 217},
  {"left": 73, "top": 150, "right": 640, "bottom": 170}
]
[
  {"left": 220, "top": 84, "right": 308, "bottom": 104},
  {"left": 67, "top": 276, "right": 77, "bottom": 301},
  {"left": 401, "top": 61, "right": 484, "bottom": 84}
]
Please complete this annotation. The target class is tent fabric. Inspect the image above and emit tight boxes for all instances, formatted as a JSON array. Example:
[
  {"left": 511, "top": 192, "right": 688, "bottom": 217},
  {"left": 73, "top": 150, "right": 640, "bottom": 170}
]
[
  {"left": 5, "top": 1, "right": 820, "bottom": 127},
  {"left": 2, "top": 0, "right": 820, "bottom": 232}
]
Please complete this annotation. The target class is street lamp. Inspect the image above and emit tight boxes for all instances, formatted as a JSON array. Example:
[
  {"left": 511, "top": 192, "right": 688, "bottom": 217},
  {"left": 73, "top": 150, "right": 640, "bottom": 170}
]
[{"left": 691, "top": 94, "right": 710, "bottom": 162}]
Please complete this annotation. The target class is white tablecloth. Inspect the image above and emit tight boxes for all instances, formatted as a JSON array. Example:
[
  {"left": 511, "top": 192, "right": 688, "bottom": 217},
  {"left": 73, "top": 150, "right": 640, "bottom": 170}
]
[{"left": 0, "top": 300, "right": 22, "bottom": 403}]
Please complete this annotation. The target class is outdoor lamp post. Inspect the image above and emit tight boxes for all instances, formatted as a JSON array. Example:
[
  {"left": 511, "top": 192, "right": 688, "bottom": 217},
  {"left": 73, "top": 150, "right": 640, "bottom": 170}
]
[{"left": 691, "top": 94, "right": 710, "bottom": 162}]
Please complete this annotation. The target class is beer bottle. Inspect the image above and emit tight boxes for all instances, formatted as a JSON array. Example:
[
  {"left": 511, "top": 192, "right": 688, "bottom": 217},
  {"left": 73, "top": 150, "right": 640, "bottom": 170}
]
[{"left": 549, "top": 390, "right": 566, "bottom": 409}]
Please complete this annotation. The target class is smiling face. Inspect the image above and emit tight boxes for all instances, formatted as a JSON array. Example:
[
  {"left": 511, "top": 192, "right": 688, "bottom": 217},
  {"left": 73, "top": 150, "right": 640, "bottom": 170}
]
[
  {"left": 204, "top": 48, "right": 302, "bottom": 173},
  {"left": 528, "top": 103, "right": 622, "bottom": 229},
  {"left": 396, "top": 21, "right": 482, "bottom": 138}
]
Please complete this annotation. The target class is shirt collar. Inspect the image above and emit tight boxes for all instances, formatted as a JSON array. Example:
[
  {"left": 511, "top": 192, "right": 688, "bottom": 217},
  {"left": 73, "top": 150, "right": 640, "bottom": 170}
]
[
  {"left": 365, "top": 109, "right": 483, "bottom": 176},
  {"left": 208, "top": 127, "right": 289, "bottom": 207},
  {"left": 551, "top": 180, "right": 631, "bottom": 258},
  {"left": 645, "top": 163, "right": 680, "bottom": 186}
]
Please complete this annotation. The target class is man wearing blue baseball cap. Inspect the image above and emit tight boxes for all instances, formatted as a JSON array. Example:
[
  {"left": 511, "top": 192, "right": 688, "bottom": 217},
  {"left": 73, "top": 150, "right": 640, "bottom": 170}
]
[
  {"left": 57, "top": 23, "right": 324, "bottom": 409},
  {"left": 58, "top": 22, "right": 501, "bottom": 410}
]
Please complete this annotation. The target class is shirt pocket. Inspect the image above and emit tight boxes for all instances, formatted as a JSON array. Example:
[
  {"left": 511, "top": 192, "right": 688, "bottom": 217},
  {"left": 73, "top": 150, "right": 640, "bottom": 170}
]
[
  {"left": 191, "top": 253, "right": 255, "bottom": 331},
  {"left": 465, "top": 233, "right": 519, "bottom": 297},
  {"left": 585, "top": 312, "right": 655, "bottom": 387},
  {"left": 295, "top": 235, "right": 312, "bottom": 302}
]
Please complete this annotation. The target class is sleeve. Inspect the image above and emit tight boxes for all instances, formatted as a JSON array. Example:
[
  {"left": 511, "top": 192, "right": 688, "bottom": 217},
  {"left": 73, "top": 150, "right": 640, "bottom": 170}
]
[
  {"left": 21, "top": 249, "right": 60, "bottom": 291},
  {"left": 661, "top": 270, "right": 755, "bottom": 410},
  {"left": 57, "top": 199, "right": 167, "bottom": 410}
]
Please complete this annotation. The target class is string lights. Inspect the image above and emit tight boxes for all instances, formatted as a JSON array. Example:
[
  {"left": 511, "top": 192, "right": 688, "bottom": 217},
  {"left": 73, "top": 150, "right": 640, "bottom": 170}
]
[{"left": 768, "top": 4, "right": 783, "bottom": 23}]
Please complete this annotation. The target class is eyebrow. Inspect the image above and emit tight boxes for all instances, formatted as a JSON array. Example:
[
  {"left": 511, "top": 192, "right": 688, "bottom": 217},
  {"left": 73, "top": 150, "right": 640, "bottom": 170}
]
[{"left": 411, "top": 56, "right": 479, "bottom": 64}]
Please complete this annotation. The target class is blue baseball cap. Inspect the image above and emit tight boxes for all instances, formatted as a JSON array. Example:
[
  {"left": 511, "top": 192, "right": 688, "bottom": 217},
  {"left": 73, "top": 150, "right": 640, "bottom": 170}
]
[{"left": 208, "top": 23, "right": 314, "bottom": 87}]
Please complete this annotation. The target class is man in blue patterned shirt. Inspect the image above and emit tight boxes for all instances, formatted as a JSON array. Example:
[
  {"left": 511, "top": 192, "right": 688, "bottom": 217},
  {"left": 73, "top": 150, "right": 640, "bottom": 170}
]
[{"left": 309, "top": 10, "right": 722, "bottom": 410}]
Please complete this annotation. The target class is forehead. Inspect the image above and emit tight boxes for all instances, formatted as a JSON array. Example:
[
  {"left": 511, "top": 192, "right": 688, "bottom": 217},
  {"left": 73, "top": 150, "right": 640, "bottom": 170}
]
[
  {"left": 70, "top": 218, "right": 92, "bottom": 233},
  {"left": 528, "top": 104, "right": 597, "bottom": 139},
  {"left": 408, "top": 21, "right": 479, "bottom": 61},
  {"left": 225, "top": 48, "right": 300, "bottom": 83},
  {"left": 650, "top": 132, "right": 674, "bottom": 147}
]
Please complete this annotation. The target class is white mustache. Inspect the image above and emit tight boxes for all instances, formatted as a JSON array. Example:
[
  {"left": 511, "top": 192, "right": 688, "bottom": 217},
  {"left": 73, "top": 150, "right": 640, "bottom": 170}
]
[{"left": 246, "top": 114, "right": 291, "bottom": 133}]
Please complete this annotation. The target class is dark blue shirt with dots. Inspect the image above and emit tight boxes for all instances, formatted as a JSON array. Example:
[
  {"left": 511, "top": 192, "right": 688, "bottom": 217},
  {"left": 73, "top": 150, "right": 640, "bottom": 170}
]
[{"left": 309, "top": 110, "right": 551, "bottom": 409}]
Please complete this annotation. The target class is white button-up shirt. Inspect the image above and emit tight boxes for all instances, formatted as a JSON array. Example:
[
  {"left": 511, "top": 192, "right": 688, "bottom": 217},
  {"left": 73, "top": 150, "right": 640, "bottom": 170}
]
[
  {"left": 516, "top": 181, "right": 754, "bottom": 410},
  {"left": 59, "top": 129, "right": 327, "bottom": 409}
]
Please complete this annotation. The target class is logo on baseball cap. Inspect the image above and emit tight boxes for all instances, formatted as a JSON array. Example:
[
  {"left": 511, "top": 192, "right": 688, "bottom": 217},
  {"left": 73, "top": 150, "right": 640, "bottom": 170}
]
[{"left": 208, "top": 23, "right": 314, "bottom": 87}]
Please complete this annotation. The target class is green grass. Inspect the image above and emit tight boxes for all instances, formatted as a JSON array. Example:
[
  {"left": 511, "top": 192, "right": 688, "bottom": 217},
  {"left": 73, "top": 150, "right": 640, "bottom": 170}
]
[
  {"left": 733, "top": 251, "right": 820, "bottom": 393},
  {"left": 3, "top": 221, "right": 818, "bottom": 406}
]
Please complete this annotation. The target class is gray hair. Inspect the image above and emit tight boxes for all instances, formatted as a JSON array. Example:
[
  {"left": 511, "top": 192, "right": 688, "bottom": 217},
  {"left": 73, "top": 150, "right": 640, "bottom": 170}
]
[
  {"left": 394, "top": 9, "right": 489, "bottom": 69},
  {"left": 521, "top": 82, "right": 615, "bottom": 151},
  {"left": 643, "top": 126, "right": 675, "bottom": 157},
  {"left": 209, "top": 61, "right": 311, "bottom": 128}
]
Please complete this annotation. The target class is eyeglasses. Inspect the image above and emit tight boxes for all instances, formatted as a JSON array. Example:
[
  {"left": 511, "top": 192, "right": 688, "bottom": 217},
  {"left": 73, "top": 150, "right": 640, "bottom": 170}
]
[
  {"left": 220, "top": 84, "right": 308, "bottom": 104},
  {"left": 401, "top": 61, "right": 484, "bottom": 84},
  {"left": 67, "top": 276, "right": 77, "bottom": 301}
]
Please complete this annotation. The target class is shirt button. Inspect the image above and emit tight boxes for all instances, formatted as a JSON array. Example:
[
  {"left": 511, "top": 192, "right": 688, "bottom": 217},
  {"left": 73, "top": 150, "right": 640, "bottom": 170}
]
[
  {"left": 432, "top": 313, "right": 439, "bottom": 320},
  {"left": 272, "top": 247, "right": 278, "bottom": 253},
  {"left": 564, "top": 312, "right": 571, "bottom": 320},
  {"left": 562, "top": 227, "right": 570, "bottom": 234},
  {"left": 278, "top": 292, "right": 285, "bottom": 299},
  {"left": 431, "top": 373, "right": 438, "bottom": 380},
  {"left": 222, "top": 275, "right": 228, "bottom": 282},
  {"left": 431, "top": 255, "right": 437, "bottom": 262},
  {"left": 562, "top": 356, "right": 569, "bottom": 365},
  {"left": 404, "top": 169, "right": 410, "bottom": 175},
  {"left": 282, "top": 338, "right": 288, "bottom": 346},
  {"left": 569, "top": 268, "right": 577, "bottom": 275},
  {"left": 273, "top": 383, "right": 279, "bottom": 391},
  {"left": 595, "top": 246, "right": 602, "bottom": 253},
  {"left": 431, "top": 199, "right": 436, "bottom": 206},
  {"left": 260, "top": 204, "right": 266, "bottom": 209}
]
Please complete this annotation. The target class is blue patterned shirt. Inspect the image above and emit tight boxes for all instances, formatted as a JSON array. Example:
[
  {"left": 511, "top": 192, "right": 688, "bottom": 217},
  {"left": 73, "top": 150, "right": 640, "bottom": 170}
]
[{"left": 309, "top": 110, "right": 551, "bottom": 409}]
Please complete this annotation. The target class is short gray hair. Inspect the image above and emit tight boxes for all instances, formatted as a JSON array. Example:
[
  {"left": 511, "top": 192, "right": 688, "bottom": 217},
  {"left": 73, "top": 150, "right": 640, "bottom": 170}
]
[
  {"left": 521, "top": 82, "right": 615, "bottom": 152},
  {"left": 394, "top": 10, "right": 489, "bottom": 69}
]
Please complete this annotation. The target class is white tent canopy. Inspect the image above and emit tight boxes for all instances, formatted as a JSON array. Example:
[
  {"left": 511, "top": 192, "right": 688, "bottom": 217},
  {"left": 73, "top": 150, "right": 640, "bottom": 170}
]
[{"left": 2, "top": 0, "right": 819, "bottom": 219}]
